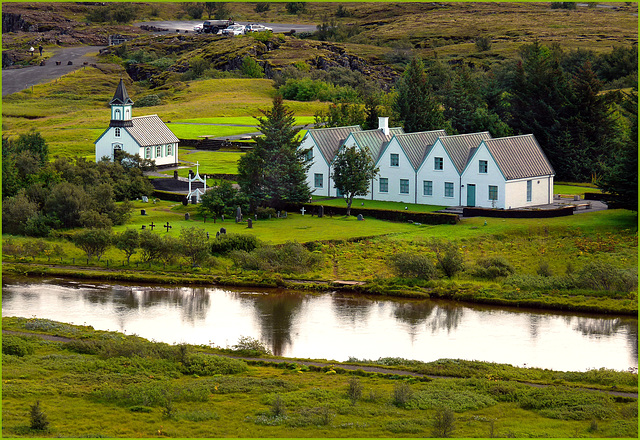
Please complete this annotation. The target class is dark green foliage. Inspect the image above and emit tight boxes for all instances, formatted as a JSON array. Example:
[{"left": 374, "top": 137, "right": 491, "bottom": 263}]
[
  {"left": 393, "top": 56, "right": 445, "bottom": 132},
  {"left": 314, "top": 102, "right": 364, "bottom": 128},
  {"left": 237, "top": 95, "right": 311, "bottom": 209},
  {"left": 519, "top": 387, "right": 616, "bottom": 420},
  {"left": 255, "top": 206, "right": 277, "bottom": 220},
  {"left": 470, "top": 257, "right": 515, "bottom": 280},
  {"left": 331, "top": 146, "right": 379, "bottom": 216},
  {"left": 271, "top": 394, "right": 287, "bottom": 417},
  {"left": 72, "top": 228, "right": 113, "bottom": 261},
  {"left": 29, "top": 401, "right": 49, "bottom": 431},
  {"left": 178, "top": 227, "right": 211, "bottom": 267},
  {"left": 86, "top": 3, "right": 137, "bottom": 23},
  {"left": 577, "top": 261, "right": 638, "bottom": 292},
  {"left": 537, "top": 260, "right": 553, "bottom": 277},
  {"left": 2, "top": 336, "right": 35, "bottom": 357},
  {"left": 432, "top": 406, "right": 455, "bottom": 438},
  {"left": 346, "top": 376, "right": 363, "bottom": 405},
  {"left": 210, "top": 233, "right": 261, "bottom": 255},
  {"left": 241, "top": 57, "right": 264, "bottom": 78},
  {"left": 430, "top": 241, "right": 465, "bottom": 278},
  {"left": 285, "top": 2, "right": 306, "bottom": 15},
  {"left": 594, "top": 46, "right": 638, "bottom": 87},
  {"left": 230, "top": 241, "right": 323, "bottom": 273},
  {"left": 255, "top": 3, "right": 270, "bottom": 13},
  {"left": 280, "top": 78, "right": 358, "bottom": 102},
  {"left": 389, "top": 252, "right": 437, "bottom": 280},
  {"left": 231, "top": 336, "right": 273, "bottom": 356},
  {"left": 115, "top": 228, "right": 139, "bottom": 264},
  {"left": 475, "top": 36, "right": 492, "bottom": 52},
  {"left": 392, "top": 381, "right": 414, "bottom": 407},
  {"left": 138, "top": 229, "right": 176, "bottom": 263},
  {"left": 134, "top": 94, "right": 162, "bottom": 107},
  {"left": 551, "top": 2, "right": 577, "bottom": 10},
  {"left": 197, "top": 180, "right": 249, "bottom": 219},
  {"left": 183, "top": 354, "right": 248, "bottom": 376},
  {"left": 2, "top": 190, "right": 39, "bottom": 235},
  {"left": 183, "top": 2, "right": 203, "bottom": 19}
]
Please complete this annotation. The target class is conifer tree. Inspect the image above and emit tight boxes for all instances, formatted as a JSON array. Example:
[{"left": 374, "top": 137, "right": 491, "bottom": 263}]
[{"left": 237, "top": 95, "right": 311, "bottom": 210}]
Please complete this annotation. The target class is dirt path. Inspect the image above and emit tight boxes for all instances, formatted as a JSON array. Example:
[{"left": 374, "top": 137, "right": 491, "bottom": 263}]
[{"left": 4, "top": 330, "right": 637, "bottom": 399}]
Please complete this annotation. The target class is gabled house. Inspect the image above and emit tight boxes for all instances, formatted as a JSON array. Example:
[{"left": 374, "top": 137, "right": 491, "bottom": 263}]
[
  {"left": 418, "top": 132, "right": 492, "bottom": 207},
  {"left": 95, "top": 79, "right": 179, "bottom": 167},
  {"left": 300, "top": 125, "right": 362, "bottom": 197},
  {"left": 461, "top": 134, "right": 555, "bottom": 209},
  {"left": 376, "top": 130, "right": 446, "bottom": 204}
]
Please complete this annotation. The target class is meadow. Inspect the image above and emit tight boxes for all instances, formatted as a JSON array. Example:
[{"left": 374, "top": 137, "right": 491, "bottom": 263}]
[{"left": 1, "top": 318, "right": 637, "bottom": 438}]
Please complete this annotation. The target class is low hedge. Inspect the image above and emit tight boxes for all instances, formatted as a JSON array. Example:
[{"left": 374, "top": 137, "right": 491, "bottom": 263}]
[{"left": 463, "top": 206, "right": 574, "bottom": 218}]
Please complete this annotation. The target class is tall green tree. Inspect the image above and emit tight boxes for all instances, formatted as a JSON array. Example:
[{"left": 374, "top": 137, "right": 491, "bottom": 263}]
[
  {"left": 331, "top": 146, "right": 379, "bottom": 216},
  {"left": 393, "top": 56, "right": 445, "bottom": 133},
  {"left": 197, "top": 180, "right": 248, "bottom": 218},
  {"left": 237, "top": 95, "right": 311, "bottom": 210},
  {"left": 115, "top": 228, "right": 140, "bottom": 264},
  {"left": 598, "top": 90, "right": 638, "bottom": 211}
]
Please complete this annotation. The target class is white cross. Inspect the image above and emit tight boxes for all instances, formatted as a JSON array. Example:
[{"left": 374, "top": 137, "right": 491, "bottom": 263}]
[{"left": 300, "top": 207, "right": 306, "bottom": 216}]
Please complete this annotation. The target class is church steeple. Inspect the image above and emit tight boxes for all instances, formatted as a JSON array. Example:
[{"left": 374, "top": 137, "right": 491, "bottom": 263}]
[{"left": 109, "top": 79, "right": 134, "bottom": 127}]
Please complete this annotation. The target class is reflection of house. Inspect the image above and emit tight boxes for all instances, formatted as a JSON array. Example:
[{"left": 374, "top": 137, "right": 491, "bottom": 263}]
[
  {"left": 94, "top": 79, "right": 179, "bottom": 167},
  {"left": 299, "top": 118, "right": 555, "bottom": 209}
]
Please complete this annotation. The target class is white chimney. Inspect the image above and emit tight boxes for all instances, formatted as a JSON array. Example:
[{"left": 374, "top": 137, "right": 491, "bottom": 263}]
[{"left": 378, "top": 116, "right": 390, "bottom": 136}]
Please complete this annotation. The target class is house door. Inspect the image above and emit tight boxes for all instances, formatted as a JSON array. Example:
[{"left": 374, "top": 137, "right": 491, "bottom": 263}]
[{"left": 467, "top": 184, "right": 476, "bottom": 207}]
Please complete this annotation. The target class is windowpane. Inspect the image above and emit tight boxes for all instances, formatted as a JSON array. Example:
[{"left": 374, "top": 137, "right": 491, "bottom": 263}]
[
  {"left": 115, "top": 127, "right": 121, "bottom": 137},
  {"left": 526, "top": 180, "right": 532, "bottom": 202},
  {"left": 390, "top": 153, "right": 399, "bottom": 167},
  {"left": 167, "top": 144, "right": 173, "bottom": 156},
  {"left": 444, "top": 182, "right": 454, "bottom": 197},
  {"left": 489, "top": 185, "right": 498, "bottom": 200},
  {"left": 145, "top": 147, "right": 151, "bottom": 159},
  {"left": 314, "top": 173, "right": 323, "bottom": 188},
  {"left": 435, "top": 157, "right": 443, "bottom": 170},
  {"left": 423, "top": 180, "right": 433, "bottom": 196},
  {"left": 400, "top": 179, "right": 409, "bottom": 194},
  {"left": 479, "top": 160, "right": 488, "bottom": 173},
  {"left": 306, "top": 150, "right": 313, "bottom": 161},
  {"left": 379, "top": 178, "right": 388, "bottom": 193},
  {"left": 156, "top": 145, "right": 162, "bottom": 157}
]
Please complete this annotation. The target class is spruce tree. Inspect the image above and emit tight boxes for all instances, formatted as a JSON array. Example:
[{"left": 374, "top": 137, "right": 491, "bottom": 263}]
[
  {"left": 393, "top": 56, "right": 445, "bottom": 133},
  {"left": 237, "top": 95, "right": 311, "bottom": 210}
]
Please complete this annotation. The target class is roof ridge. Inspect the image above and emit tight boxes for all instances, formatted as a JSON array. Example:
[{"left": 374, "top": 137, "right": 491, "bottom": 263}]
[
  {"left": 132, "top": 114, "right": 159, "bottom": 119},
  {"left": 442, "top": 131, "right": 490, "bottom": 139}
]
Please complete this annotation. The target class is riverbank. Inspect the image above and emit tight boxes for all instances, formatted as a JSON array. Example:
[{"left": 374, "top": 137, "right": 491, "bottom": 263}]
[
  {"left": 3, "top": 262, "right": 637, "bottom": 316},
  {"left": 2, "top": 318, "right": 637, "bottom": 438}
]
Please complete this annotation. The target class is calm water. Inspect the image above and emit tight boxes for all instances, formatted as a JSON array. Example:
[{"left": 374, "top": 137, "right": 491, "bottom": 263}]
[{"left": 2, "top": 278, "right": 637, "bottom": 372}]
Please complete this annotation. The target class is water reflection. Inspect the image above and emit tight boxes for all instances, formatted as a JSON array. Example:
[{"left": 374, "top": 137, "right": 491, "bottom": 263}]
[{"left": 1, "top": 278, "right": 637, "bottom": 372}]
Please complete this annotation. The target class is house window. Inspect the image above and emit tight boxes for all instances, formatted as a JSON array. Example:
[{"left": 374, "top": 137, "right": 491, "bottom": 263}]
[
  {"left": 390, "top": 153, "right": 399, "bottom": 167},
  {"left": 156, "top": 145, "right": 162, "bottom": 157},
  {"left": 489, "top": 185, "right": 498, "bottom": 201},
  {"left": 479, "top": 160, "right": 488, "bottom": 173},
  {"left": 114, "top": 109, "right": 121, "bottom": 119},
  {"left": 400, "top": 179, "right": 409, "bottom": 194},
  {"left": 379, "top": 178, "right": 388, "bottom": 193},
  {"left": 435, "top": 157, "right": 443, "bottom": 170},
  {"left": 306, "top": 149, "right": 313, "bottom": 161},
  {"left": 314, "top": 173, "right": 323, "bottom": 188},
  {"left": 145, "top": 147, "right": 151, "bottom": 159},
  {"left": 444, "top": 182, "right": 454, "bottom": 198},
  {"left": 125, "top": 109, "right": 130, "bottom": 119},
  {"left": 167, "top": 144, "right": 173, "bottom": 156},
  {"left": 115, "top": 127, "right": 121, "bottom": 137},
  {"left": 423, "top": 180, "right": 433, "bottom": 196},
  {"left": 527, "top": 180, "right": 532, "bottom": 202}
]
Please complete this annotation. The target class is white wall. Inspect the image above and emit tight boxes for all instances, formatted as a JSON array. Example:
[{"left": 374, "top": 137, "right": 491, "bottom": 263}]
[
  {"left": 300, "top": 134, "right": 333, "bottom": 197},
  {"left": 416, "top": 140, "right": 461, "bottom": 207},
  {"left": 373, "top": 138, "right": 416, "bottom": 203},
  {"left": 95, "top": 128, "right": 139, "bottom": 161},
  {"left": 504, "top": 176, "right": 554, "bottom": 209},
  {"left": 460, "top": 145, "right": 506, "bottom": 209}
]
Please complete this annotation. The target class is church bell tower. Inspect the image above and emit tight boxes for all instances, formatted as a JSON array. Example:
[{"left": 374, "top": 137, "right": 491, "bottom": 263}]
[{"left": 109, "top": 78, "right": 134, "bottom": 127}]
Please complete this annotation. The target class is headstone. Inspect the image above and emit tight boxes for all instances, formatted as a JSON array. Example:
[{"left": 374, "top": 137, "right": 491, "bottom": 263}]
[
  {"left": 185, "top": 213, "right": 190, "bottom": 221},
  {"left": 318, "top": 206, "right": 324, "bottom": 218},
  {"left": 357, "top": 214, "right": 364, "bottom": 221},
  {"left": 236, "top": 206, "right": 242, "bottom": 223},
  {"left": 573, "top": 195, "right": 580, "bottom": 201},
  {"left": 277, "top": 211, "right": 280, "bottom": 218},
  {"left": 254, "top": 214, "right": 258, "bottom": 221},
  {"left": 216, "top": 231, "right": 220, "bottom": 238},
  {"left": 182, "top": 197, "right": 188, "bottom": 206},
  {"left": 207, "top": 232, "right": 210, "bottom": 239},
  {"left": 283, "top": 211, "right": 287, "bottom": 218},
  {"left": 221, "top": 215, "right": 224, "bottom": 222},
  {"left": 142, "top": 196, "right": 148, "bottom": 203},
  {"left": 149, "top": 222, "right": 156, "bottom": 230},
  {"left": 141, "top": 225, "right": 146, "bottom": 229},
  {"left": 141, "top": 209, "right": 146, "bottom": 215},
  {"left": 191, "top": 195, "right": 197, "bottom": 204},
  {"left": 174, "top": 171, "right": 179, "bottom": 179},
  {"left": 247, "top": 218, "right": 253, "bottom": 229},
  {"left": 164, "top": 222, "right": 172, "bottom": 232},
  {"left": 220, "top": 227, "right": 226, "bottom": 235},
  {"left": 300, "top": 207, "right": 306, "bottom": 216}
]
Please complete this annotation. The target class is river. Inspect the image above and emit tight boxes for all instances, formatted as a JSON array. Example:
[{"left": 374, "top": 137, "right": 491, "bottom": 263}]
[{"left": 2, "top": 278, "right": 637, "bottom": 373}]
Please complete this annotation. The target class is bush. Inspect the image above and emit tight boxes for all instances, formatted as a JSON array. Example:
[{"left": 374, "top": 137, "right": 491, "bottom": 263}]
[
  {"left": 231, "top": 241, "right": 323, "bottom": 274},
  {"left": 537, "top": 260, "right": 553, "bottom": 277},
  {"left": 183, "top": 354, "right": 248, "bottom": 376},
  {"left": 231, "top": 336, "right": 272, "bottom": 356},
  {"left": 475, "top": 36, "right": 492, "bottom": 52},
  {"left": 210, "top": 233, "right": 261, "bottom": 255},
  {"left": 241, "top": 57, "right": 264, "bottom": 78},
  {"left": 2, "top": 336, "right": 35, "bottom": 357},
  {"left": 392, "top": 381, "right": 414, "bottom": 407},
  {"left": 577, "top": 261, "right": 638, "bottom": 292},
  {"left": 389, "top": 252, "right": 437, "bottom": 279},
  {"left": 135, "top": 94, "right": 162, "bottom": 107},
  {"left": 255, "top": 206, "right": 277, "bottom": 220},
  {"left": 470, "top": 257, "right": 515, "bottom": 280},
  {"left": 431, "top": 240, "right": 464, "bottom": 278},
  {"left": 519, "top": 387, "right": 616, "bottom": 420},
  {"left": 29, "top": 401, "right": 49, "bottom": 431},
  {"left": 346, "top": 376, "right": 363, "bottom": 405},
  {"left": 432, "top": 406, "right": 455, "bottom": 438},
  {"left": 255, "top": 3, "right": 270, "bottom": 13}
]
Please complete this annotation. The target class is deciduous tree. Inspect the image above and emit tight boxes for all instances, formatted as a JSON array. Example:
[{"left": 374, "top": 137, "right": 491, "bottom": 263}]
[{"left": 331, "top": 146, "right": 378, "bottom": 216}]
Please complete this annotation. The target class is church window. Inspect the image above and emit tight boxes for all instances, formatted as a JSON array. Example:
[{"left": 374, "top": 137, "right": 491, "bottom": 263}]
[
  {"left": 167, "top": 144, "right": 173, "bottom": 156},
  {"left": 145, "top": 147, "right": 151, "bottom": 159},
  {"left": 156, "top": 145, "right": 162, "bottom": 157},
  {"left": 115, "top": 127, "right": 120, "bottom": 137},
  {"left": 125, "top": 109, "right": 130, "bottom": 119},
  {"left": 114, "top": 109, "right": 121, "bottom": 119}
]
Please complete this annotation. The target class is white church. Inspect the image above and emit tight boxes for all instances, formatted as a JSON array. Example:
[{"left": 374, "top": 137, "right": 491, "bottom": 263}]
[
  {"left": 94, "top": 79, "right": 179, "bottom": 166},
  {"left": 300, "top": 117, "right": 555, "bottom": 210}
]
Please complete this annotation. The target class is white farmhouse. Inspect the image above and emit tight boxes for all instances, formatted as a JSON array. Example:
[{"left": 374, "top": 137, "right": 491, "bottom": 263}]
[
  {"left": 94, "top": 79, "right": 179, "bottom": 166},
  {"left": 461, "top": 134, "right": 555, "bottom": 209},
  {"left": 418, "top": 132, "right": 492, "bottom": 207},
  {"left": 378, "top": 130, "right": 446, "bottom": 204}
]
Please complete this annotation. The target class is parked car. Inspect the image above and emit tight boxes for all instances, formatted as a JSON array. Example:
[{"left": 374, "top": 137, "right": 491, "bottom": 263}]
[
  {"left": 221, "top": 24, "right": 246, "bottom": 36},
  {"left": 202, "top": 19, "right": 234, "bottom": 34},
  {"left": 193, "top": 24, "right": 203, "bottom": 33},
  {"left": 244, "top": 23, "right": 273, "bottom": 33}
]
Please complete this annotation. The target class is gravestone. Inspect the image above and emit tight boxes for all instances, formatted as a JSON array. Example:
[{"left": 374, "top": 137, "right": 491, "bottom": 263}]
[
  {"left": 247, "top": 219, "right": 253, "bottom": 229},
  {"left": 149, "top": 222, "right": 156, "bottom": 231},
  {"left": 185, "top": 213, "right": 190, "bottom": 221},
  {"left": 277, "top": 211, "right": 280, "bottom": 218},
  {"left": 182, "top": 197, "right": 188, "bottom": 206},
  {"left": 142, "top": 196, "right": 148, "bottom": 203},
  {"left": 207, "top": 232, "right": 210, "bottom": 239},
  {"left": 164, "top": 222, "right": 172, "bottom": 232},
  {"left": 173, "top": 170, "right": 179, "bottom": 179},
  {"left": 318, "top": 206, "right": 324, "bottom": 218},
  {"left": 357, "top": 214, "right": 364, "bottom": 221},
  {"left": 283, "top": 211, "right": 287, "bottom": 218},
  {"left": 141, "top": 209, "right": 146, "bottom": 216},
  {"left": 300, "top": 207, "right": 306, "bottom": 216},
  {"left": 236, "top": 206, "right": 242, "bottom": 223},
  {"left": 141, "top": 225, "right": 146, "bottom": 229},
  {"left": 221, "top": 215, "right": 224, "bottom": 221},
  {"left": 220, "top": 227, "right": 226, "bottom": 235},
  {"left": 216, "top": 231, "right": 220, "bottom": 238},
  {"left": 191, "top": 195, "right": 197, "bottom": 204},
  {"left": 254, "top": 214, "right": 258, "bottom": 221}
]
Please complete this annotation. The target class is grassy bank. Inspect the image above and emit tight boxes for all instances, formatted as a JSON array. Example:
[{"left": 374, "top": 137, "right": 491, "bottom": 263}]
[{"left": 1, "top": 318, "right": 637, "bottom": 438}]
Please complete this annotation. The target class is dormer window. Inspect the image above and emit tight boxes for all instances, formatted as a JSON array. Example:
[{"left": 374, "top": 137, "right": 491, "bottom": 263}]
[{"left": 115, "top": 127, "right": 121, "bottom": 137}]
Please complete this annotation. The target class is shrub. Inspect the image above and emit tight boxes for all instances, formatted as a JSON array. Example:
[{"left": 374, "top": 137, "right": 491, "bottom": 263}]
[
  {"left": 231, "top": 336, "right": 272, "bottom": 356},
  {"left": 183, "top": 354, "right": 248, "bottom": 376},
  {"left": 475, "top": 36, "right": 492, "bottom": 52},
  {"left": 431, "top": 240, "right": 464, "bottom": 278},
  {"left": 135, "top": 94, "right": 162, "bottom": 107},
  {"left": 241, "top": 57, "right": 264, "bottom": 78},
  {"left": 519, "top": 387, "right": 616, "bottom": 420},
  {"left": 346, "top": 376, "right": 364, "bottom": 405},
  {"left": 577, "top": 261, "right": 638, "bottom": 292},
  {"left": 255, "top": 3, "right": 270, "bottom": 13},
  {"left": 210, "top": 233, "right": 261, "bottom": 255},
  {"left": 29, "top": 401, "right": 49, "bottom": 431},
  {"left": 389, "top": 252, "right": 437, "bottom": 279},
  {"left": 231, "top": 242, "right": 323, "bottom": 274},
  {"left": 537, "top": 260, "right": 553, "bottom": 277},
  {"left": 2, "top": 336, "right": 35, "bottom": 357},
  {"left": 285, "top": 2, "right": 307, "bottom": 15},
  {"left": 255, "top": 206, "right": 277, "bottom": 220},
  {"left": 432, "top": 406, "right": 455, "bottom": 438},
  {"left": 271, "top": 394, "right": 287, "bottom": 417},
  {"left": 470, "top": 257, "right": 515, "bottom": 280},
  {"left": 392, "top": 381, "right": 414, "bottom": 407}
]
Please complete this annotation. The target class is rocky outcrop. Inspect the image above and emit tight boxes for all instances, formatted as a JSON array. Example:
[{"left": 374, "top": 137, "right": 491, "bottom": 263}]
[{"left": 2, "top": 12, "right": 30, "bottom": 33}]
